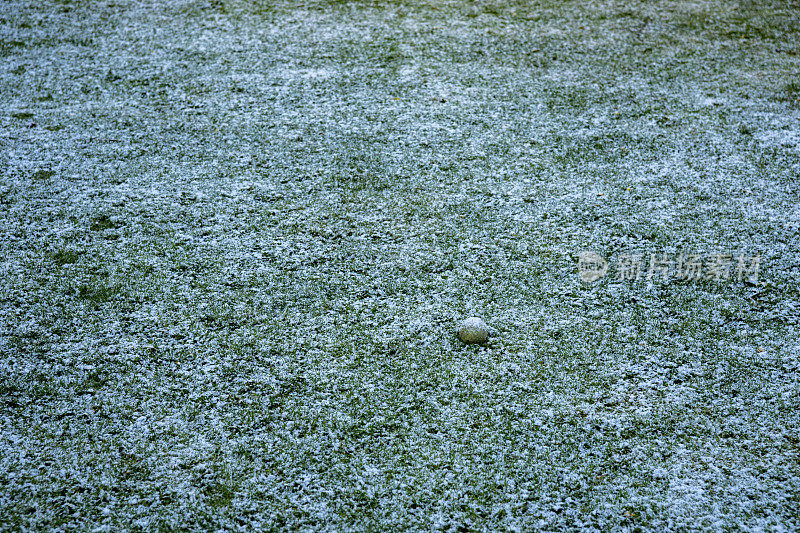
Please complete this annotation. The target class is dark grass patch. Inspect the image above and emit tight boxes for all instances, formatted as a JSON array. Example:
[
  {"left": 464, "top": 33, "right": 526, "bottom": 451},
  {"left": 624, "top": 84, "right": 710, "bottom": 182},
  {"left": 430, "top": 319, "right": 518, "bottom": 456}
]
[
  {"left": 89, "top": 215, "right": 119, "bottom": 232},
  {"left": 203, "top": 481, "right": 236, "bottom": 507},
  {"left": 0, "top": 39, "right": 26, "bottom": 56},
  {"left": 775, "top": 79, "right": 800, "bottom": 108},
  {"left": 10, "top": 111, "right": 33, "bottom": 120},
  {"left": 72, "top": 282, "right": 126, "bottom": 304},
  {"left": 51, "top": 248, "right": 82, "bottom": 266},
  {"left": 32, "top": 169, "right": 56, "bottom": 180}
]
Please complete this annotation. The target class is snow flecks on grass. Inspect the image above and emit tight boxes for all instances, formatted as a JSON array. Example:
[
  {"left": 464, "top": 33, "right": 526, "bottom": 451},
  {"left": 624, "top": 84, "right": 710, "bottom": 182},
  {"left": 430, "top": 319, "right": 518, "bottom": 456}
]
[{"left": 1, "top": 0, "right": 799, "bottom": 530}]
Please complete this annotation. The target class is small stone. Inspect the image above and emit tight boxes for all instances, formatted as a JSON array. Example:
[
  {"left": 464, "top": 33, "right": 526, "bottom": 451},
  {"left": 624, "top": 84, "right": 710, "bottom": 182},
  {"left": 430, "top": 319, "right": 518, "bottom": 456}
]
[{"left": 458, "top": 317, "right": 489, "bottom": 344}]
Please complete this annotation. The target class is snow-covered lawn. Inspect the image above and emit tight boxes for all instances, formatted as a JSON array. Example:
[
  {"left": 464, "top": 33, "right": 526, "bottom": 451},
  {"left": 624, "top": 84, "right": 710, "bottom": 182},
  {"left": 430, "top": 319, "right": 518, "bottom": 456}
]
[{"left": 1, "top": 0, "right": 798, "bottom": 530}]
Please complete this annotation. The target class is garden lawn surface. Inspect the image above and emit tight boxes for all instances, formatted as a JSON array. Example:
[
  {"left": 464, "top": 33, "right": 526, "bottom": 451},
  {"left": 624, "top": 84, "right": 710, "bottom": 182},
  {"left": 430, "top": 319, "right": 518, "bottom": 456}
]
[{"left": 1, "top": 0, "right": 799, "bottom": 530}]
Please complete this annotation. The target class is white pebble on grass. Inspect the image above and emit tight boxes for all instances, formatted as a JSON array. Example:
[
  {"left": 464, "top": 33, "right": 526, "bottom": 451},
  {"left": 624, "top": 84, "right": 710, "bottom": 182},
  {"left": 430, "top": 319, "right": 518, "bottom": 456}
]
[{"left": 458, "top": 317, "right": 489, "bottom": 344}]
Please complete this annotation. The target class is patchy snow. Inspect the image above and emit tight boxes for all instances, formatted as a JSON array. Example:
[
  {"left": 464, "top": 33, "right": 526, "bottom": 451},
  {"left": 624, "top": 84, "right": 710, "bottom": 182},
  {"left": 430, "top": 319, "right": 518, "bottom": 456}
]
[{"left": 0, "top": 0, "right": 798, "bottom": 530}]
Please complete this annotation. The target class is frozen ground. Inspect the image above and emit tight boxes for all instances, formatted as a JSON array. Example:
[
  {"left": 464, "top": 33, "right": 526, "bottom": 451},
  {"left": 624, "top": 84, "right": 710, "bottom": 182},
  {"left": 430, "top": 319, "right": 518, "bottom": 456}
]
[{"left": 1, "top": 0, "right": 799, "bottom": 530}]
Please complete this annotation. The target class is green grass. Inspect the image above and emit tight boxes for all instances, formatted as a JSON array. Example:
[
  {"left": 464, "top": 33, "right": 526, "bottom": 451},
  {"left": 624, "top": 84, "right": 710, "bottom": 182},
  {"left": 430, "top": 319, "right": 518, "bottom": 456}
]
[{"left": 0, "top": 0, "right": 798, "bottom": 530}]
